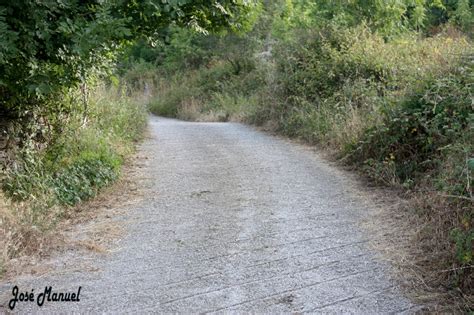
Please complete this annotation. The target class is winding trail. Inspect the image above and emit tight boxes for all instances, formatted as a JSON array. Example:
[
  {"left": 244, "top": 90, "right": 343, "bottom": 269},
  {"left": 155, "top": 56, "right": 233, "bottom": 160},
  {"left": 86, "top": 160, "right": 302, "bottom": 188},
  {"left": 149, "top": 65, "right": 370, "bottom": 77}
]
[{"left": 0, "top": 116, "right": 415, "bottom": 313}]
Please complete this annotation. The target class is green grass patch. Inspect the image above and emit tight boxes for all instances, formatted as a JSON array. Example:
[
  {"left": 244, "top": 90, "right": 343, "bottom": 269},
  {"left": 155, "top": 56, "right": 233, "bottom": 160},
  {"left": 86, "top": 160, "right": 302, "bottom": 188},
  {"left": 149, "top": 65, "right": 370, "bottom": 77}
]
[{"left": 2, "top": 85, "right": 147, "bottom": 220}]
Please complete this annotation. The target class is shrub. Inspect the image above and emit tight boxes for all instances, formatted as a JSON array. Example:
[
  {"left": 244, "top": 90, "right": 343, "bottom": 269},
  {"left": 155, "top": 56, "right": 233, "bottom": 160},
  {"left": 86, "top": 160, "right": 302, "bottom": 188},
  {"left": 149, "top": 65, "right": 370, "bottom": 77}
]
[
  {"left": 267, "top": 26, "right": 469, "bottom": 149},
  {"left": 2, "top": 84, "right": 147, "bottom": 216},
  {"left": 53, "top": 154, "right": 119, "bottom": 206},
  {"left": 349, "top": 56, "right": 473, "bottom": 188},
  {"left": 147, "top": 60, "right": 264, "bottom": 121},
  {"left": 346, "top": 55, "right": 473, "bottom": 291}
]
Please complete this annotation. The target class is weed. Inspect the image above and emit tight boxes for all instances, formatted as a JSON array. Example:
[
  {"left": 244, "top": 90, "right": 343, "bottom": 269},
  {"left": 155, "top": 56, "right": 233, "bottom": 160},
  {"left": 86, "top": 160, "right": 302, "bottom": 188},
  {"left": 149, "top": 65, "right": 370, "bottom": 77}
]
[{"left": 0, "top": 84, "right": 147, "bottom": 266}]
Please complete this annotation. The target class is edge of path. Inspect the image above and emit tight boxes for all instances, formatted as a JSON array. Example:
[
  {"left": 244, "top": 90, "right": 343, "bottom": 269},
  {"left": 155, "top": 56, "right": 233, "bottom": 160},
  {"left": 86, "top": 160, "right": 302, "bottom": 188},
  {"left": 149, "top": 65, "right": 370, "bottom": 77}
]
[{"left": 0, "top": 117, "right": 433, "bottom": 311}]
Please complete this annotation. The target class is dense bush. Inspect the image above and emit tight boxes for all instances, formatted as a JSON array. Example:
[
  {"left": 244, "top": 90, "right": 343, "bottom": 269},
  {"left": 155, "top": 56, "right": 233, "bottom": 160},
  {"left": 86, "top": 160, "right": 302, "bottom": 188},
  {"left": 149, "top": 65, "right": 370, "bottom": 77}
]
[
  {"left": 3, "top": 85, "right": 146, "bottom": 212},
  {"left": 350, "top": 57, "right": 473, "bottom": 186},
  {"left": 347, "top": 57, "right": 473, "bottom": 290},
  {"left": 53, "top": 156, "right": 118, "bottom": 206},
  {"left": 0, "top": 83, "right": 147, "bottom": 272},
  {"left": 266, "top": 26, "right": 469, "bottom": 149}
]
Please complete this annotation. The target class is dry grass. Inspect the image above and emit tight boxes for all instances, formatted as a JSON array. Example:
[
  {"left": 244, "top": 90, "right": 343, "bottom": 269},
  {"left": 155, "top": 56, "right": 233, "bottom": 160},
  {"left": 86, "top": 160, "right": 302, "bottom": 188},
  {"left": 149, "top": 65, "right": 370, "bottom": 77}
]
[
  {"left": 0, "top": 193, "right": 14, "bottom": 275},
  {"left": 0, "top": 194, "right": 59, "bottom": 276},
  {"left": 409, "top": 193, "right": 473, "bottom": 308},
  {"left": 176, "top": 97, "right": 207, "bottom": 121},
  {"left": 0, "top": 148, "right": 148, "bottom": 280},
  {"left": 355, "top": 176, "right": 473, "bottom": 312}
]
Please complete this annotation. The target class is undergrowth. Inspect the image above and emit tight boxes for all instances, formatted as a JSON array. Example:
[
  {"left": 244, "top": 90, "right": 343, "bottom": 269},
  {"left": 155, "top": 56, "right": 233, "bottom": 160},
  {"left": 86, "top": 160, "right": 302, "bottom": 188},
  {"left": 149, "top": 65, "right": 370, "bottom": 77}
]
[
  {"left": 145, "top": 25, "right": 473, "bottom": 307},
  {"left": 148, "top": 59, "right": 264, "bottom": 122},
  {"left": 0, "top": 85, "right": 147, "bottom": 269}
]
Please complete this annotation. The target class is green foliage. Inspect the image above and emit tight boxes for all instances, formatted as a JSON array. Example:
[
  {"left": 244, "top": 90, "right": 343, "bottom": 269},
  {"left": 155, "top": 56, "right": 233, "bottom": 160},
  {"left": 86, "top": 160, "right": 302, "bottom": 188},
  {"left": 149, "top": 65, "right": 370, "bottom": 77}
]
[
  {"left": 0, "top": 0, "right": 258, "bottom": 116},
  {"left": 426, "top": 0, "right": 474, "bottom": 31},
  {"left": 273, "top": 0, "right": 426, "bottom": 38},
  {"left": 2, "top": 85, "right": 147, "bottom": 211},
  {"left": 273, "top": 25, "right": 387, "bottom": 102},
  {"left": 120, "top": 28, "right": 217, "bottom": 72},
  {"left": 449, "top": 212, "right": 474, "bottom": 289},
  {"left": 350, "top": 56, "right": 472, "bottom": 188},
  {"left": 453, "top": 0, "right": 474, "bottom": 31},
  {"left": 271, "top": 0, "right": 474, "bottom": 40},
  {"left": 148, "top": 98, "right": 179, "bottom": 118},
  {"left": 451, "top": 226, "right": 474, "bottom": 265},
  {"left": 53, "top": 154, "right": 118, "bottom": 206},
  {"left": 267, "top": 25, "right": 469, "bottom": 151}
]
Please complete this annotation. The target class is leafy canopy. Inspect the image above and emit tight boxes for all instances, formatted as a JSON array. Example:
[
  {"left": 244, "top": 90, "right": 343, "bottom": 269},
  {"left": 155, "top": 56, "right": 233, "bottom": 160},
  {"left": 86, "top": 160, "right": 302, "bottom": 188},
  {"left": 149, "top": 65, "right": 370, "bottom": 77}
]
[{"left": 0, "top": 0, "right": 258, "bottom": 112}]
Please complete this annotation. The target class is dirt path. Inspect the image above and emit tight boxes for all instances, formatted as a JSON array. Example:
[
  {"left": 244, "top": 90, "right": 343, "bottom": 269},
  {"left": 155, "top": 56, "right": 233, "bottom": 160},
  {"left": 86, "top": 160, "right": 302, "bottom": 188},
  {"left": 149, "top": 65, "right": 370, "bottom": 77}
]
[{"left": 0, "top": 116, "right": 416, "bottom": 313}]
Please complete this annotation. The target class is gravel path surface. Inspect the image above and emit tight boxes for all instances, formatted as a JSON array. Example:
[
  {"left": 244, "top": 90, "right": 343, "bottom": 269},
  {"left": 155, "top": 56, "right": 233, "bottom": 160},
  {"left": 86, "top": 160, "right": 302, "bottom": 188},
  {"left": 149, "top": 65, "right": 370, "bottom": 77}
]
[{"left": 0, "top": 116, "right": 415, "bottom": 313}]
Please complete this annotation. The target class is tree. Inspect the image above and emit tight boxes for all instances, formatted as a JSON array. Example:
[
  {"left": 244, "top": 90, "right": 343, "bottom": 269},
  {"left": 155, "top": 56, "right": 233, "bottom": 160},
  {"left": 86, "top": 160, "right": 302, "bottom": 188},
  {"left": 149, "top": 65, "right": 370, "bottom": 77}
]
[
  {"left": 0, "top": 0, "right": 258, "bottom": 112},
  {"left": 275, "top": 0, "right": 429, "bottom": 37}
]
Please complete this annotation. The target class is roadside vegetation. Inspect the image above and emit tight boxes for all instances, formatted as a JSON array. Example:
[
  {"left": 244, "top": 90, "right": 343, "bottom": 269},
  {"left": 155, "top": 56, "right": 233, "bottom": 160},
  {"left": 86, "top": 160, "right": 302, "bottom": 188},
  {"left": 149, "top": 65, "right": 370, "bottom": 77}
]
[
  {"left": 138, "top": 0, "right": 473, "bottom": 310},
  {"left": 0, "top": 1, "right": 256, "bottom": 277},
  {"left": 0, "top": 0, "right": 472, "bottom": 310},
  {"left": 0, "top": 87, "right": 147, "bottom": 271}
]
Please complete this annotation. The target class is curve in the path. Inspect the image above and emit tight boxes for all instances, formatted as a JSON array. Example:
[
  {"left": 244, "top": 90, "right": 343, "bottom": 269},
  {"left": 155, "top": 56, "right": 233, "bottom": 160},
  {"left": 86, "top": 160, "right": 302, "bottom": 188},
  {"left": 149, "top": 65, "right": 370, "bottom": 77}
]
[{"left": 0, "top": 116, "right": 415, "bottom": 314}]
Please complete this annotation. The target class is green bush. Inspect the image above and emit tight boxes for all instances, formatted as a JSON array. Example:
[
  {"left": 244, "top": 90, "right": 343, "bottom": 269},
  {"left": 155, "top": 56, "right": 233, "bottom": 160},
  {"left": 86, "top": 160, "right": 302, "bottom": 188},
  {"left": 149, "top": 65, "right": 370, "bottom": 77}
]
[
  {"left": 349, "top": 57, "right": 473, "bottom": 188},
  {"left": 263, "top": 26, "right": 469, "bottom": 149},
  {"left": 148, "top": 99, "right": 179, "bottom": 118},
  {"left": 53, "top": 155, "right": 118, "bottom": 206},
  {"left": 2, "top": 85, "right": 147, "bottom": 213},
  {"left": 345, "top": 55, "right": 473, "bottom": 290}
]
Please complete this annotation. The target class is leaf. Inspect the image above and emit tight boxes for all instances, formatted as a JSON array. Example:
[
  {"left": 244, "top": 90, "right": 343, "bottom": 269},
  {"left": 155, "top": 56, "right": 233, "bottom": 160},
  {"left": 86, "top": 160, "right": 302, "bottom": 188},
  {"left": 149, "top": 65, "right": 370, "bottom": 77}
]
[{"left": 467, "top": 158, "right": 474, "bottom": 171}]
